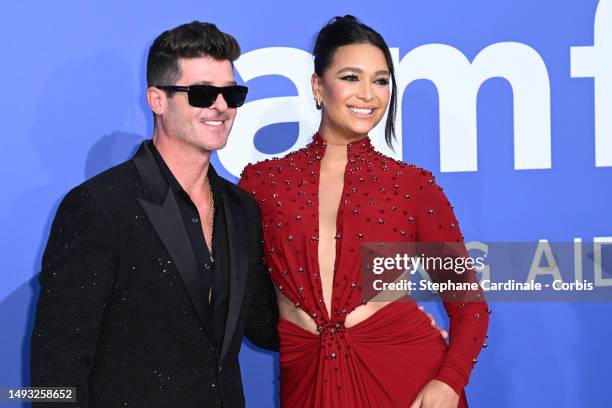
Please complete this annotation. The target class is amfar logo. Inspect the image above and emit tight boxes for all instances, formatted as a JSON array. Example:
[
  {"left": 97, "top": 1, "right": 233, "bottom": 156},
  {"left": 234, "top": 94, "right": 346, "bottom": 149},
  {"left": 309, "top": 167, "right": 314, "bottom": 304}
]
[{"left": 219, "top": 0, "right": 611, "bottom": 176}]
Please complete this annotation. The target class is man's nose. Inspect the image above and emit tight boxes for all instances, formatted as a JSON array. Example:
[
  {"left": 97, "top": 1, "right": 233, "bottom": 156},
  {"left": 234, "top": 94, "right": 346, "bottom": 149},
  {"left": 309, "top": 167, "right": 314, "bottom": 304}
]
[{"left": 210, "top": 92, "right": 229, "bottom": 111}]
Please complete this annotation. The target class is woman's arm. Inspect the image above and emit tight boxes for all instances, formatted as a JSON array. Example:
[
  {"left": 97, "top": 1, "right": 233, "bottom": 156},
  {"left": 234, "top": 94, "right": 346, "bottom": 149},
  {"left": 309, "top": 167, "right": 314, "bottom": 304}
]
[{"left": 413, "top": 168, "right": 490, "bottom": 397}]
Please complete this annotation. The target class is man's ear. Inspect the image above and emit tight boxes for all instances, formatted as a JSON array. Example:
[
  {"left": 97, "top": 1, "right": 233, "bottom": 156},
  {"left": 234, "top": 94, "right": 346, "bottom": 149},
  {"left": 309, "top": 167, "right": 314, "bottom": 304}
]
[{"left": 146, "top": 86, "right": 166, "bottom": 115}]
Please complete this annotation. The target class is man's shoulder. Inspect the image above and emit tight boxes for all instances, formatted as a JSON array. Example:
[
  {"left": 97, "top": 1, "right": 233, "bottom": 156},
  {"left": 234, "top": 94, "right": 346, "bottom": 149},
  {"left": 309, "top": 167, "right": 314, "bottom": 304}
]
[
  {"left": 217, "top": 175, "right": 258, "bottom": 210},
  {"left": 61, "top": 159, "right": 140, "bottom": 211},
  {"left": 86, "top": 159, "right": 138, "bottom": 186}
]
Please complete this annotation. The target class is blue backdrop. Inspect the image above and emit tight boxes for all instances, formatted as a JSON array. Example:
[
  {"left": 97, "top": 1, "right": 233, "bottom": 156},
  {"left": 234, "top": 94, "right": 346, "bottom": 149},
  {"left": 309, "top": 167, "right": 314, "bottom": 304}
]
[{"left": 1, "top": 0, "right": 611, "bottom": 406}]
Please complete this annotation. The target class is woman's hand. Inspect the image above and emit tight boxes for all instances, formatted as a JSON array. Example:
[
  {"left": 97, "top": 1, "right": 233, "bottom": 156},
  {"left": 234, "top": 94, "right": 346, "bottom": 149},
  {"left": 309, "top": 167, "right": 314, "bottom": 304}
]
[
  {"left": 409, "top": 380, "right": 460, "bottom": 408},
  {"left": 418, "top": 305, "right": 448, "bottom": 342}
]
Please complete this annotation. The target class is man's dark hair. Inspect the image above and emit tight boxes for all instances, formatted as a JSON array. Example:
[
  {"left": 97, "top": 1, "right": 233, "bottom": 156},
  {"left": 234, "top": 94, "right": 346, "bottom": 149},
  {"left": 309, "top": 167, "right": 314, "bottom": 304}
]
[
  {"left": 147, "top": 21, "right": 240, "bottom": 87},
  {"left": 313, "top": 15, "right": 397, "bottom": 147}
]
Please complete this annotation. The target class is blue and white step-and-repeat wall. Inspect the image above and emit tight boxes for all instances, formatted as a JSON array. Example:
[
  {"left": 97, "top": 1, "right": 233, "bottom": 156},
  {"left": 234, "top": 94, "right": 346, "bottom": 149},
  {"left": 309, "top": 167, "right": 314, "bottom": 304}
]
[{"left": 1, "top": 1, "right": 611, "bottom": 406}]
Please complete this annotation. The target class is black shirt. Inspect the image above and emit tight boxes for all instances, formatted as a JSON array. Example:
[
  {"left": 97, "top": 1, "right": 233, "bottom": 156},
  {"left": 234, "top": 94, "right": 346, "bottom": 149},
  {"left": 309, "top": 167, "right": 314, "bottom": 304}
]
[{"left": 149, "top": 143, "right": 230, "bottom": 351}]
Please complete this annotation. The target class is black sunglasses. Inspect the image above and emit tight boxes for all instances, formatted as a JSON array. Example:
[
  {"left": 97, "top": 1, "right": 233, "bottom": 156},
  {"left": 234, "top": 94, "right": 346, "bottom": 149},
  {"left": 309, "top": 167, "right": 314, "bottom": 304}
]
[{"left": 157, "top": 84, "right": 248, "bottom": 108}]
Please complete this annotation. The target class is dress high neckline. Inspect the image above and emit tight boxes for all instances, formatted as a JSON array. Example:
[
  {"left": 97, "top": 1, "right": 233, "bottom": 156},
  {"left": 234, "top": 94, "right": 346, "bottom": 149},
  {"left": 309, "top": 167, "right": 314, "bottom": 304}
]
[{"left": 309, "top": 132, "right": 374, "bottom": 159}]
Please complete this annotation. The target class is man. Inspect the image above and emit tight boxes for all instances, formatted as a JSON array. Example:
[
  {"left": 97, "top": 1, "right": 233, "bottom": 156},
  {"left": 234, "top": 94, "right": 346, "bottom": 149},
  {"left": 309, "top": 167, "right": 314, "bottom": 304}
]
[{"left": 31, "top": 21, "right": 278, "bottom": 408}]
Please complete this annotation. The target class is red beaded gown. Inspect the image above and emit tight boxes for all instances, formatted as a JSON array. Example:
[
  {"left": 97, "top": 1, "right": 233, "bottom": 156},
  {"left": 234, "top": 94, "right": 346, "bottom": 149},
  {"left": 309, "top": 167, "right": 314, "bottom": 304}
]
[{"left": 239, "top": 134, "right": 489, "bottom": 407}]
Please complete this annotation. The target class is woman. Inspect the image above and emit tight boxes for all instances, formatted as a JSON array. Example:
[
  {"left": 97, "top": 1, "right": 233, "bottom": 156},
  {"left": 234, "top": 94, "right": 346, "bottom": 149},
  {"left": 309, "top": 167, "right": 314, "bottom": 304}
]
[{"left": 239, "top": 16, "right": 489, "bottom": 407}]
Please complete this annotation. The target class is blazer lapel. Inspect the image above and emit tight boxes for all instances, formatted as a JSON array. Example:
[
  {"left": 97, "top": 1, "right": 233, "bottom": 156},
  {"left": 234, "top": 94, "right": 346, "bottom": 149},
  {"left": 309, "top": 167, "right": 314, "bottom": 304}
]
[
  {"left": 220, "top": 187, "right": 249, "bottom": 360},
  {"left": 132, "top": 141, "right": 209, "bottom": 329}
]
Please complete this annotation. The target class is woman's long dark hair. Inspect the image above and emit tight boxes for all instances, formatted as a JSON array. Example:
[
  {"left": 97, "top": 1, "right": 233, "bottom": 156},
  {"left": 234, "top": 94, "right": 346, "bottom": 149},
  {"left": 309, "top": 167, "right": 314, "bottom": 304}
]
[{"left": 313, "top": 15, "right": 397, "bottom": 147}]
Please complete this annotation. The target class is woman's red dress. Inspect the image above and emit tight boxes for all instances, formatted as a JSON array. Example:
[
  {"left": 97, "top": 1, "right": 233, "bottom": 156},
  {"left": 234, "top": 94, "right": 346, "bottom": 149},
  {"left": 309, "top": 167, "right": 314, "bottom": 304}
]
[{"left": 239, "top": 134, "right": 489, "bottom": 407}]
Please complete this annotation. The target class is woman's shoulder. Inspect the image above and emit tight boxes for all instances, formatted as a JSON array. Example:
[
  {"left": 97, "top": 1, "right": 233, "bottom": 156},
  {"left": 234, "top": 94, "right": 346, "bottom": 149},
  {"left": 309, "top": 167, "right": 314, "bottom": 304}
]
[
  {"left": 239, "top": 145, "right": 310, "bottom": 178},
  {"left": 374, "top": 150, "right": 437, "bottom": 180},
  {"left": 370, "top": 152, "right": 451, "bottom": 204}
]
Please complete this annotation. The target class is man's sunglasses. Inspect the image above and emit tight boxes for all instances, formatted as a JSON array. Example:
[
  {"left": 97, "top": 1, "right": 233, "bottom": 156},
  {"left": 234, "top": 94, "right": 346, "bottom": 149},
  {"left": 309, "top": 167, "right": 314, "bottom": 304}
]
[{"left": 157, "top": 84, "right": 248, "bottom": 108}]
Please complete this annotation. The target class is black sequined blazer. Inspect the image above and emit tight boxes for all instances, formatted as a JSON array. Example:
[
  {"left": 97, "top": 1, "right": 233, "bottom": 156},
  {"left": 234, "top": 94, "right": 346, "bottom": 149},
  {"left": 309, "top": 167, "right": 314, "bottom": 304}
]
[{"left": 31, "top": 141, "right": 279, "bottom": 408}]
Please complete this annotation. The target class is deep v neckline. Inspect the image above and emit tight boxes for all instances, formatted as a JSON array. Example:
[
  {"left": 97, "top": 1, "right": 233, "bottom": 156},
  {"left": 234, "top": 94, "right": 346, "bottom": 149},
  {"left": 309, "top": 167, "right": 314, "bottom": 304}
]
[{"left": 315, "top": 144, "right": 349, "bottom": 321}]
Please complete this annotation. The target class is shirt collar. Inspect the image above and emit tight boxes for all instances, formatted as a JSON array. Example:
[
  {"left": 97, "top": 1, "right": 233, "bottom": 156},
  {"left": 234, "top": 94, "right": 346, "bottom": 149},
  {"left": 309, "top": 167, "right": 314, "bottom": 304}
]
[{"left": 149, "top": 141, "right": 223, "bottom": 206}]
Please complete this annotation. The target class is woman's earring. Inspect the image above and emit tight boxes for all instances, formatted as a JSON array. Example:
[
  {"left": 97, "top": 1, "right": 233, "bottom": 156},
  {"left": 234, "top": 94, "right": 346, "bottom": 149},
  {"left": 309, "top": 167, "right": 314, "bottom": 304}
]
[{"left": 314, "top": 98, "right": 322, "bottom": 110}]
